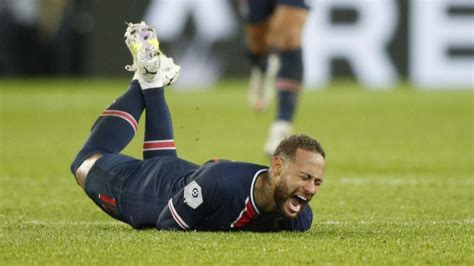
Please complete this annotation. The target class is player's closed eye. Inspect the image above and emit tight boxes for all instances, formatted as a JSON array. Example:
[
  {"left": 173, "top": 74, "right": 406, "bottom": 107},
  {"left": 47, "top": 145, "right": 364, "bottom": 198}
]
[{"left": 300, "top": 174, "right": 310, "bottom": 180}]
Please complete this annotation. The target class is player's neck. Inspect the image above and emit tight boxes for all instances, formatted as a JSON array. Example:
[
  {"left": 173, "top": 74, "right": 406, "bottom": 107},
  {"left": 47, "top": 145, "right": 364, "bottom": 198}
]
[{"left": 253, "top": 172, "right": 277, "bottom": 212}]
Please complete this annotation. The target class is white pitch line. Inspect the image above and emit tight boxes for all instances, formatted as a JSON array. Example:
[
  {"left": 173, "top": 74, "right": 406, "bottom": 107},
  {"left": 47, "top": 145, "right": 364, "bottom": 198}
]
[
  {"left": 18, "top": 220, "right": 124, "bottom": 226},
  {"left": 320, "top": 219, "right": 474, "bottom": 225},
  {"left": 11, "top": 219, "right": 474, "bottom": 226},
  {"left": 337, "top": 177, "right": 474, "bottom": 186}
]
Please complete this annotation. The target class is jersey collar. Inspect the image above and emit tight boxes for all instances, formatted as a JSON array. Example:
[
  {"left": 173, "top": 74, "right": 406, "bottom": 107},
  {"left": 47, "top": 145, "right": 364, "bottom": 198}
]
[{"left": 250, "top": 168, "right": 268, "bottom": 215}]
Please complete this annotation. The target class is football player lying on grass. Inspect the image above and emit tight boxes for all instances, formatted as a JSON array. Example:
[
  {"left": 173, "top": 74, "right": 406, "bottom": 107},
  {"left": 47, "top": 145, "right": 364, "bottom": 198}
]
[{"left": 71, "top": 22, "right": 326, "bottom": 232}]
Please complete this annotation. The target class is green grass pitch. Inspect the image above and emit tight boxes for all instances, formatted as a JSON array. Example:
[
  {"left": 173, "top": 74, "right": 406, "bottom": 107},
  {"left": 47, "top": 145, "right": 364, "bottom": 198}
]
[{"left": 1, "top": 79, "right": 472, "bottom": 264}]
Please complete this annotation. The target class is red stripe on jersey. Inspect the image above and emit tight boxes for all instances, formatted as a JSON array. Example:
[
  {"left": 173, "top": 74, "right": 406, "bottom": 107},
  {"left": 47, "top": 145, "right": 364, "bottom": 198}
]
[
  {"left": 143, "top": 140, "right": 176, "bottom": 151},
  {"left": 101, "top": 110, "right": 138, "bottom": 132},
  {"left": 230, "top": 197, "right": 258, "bottom": 228},
  {"left": 99, "top": 194, "right": 116, "bottom": 206},
  {"left": 276, "top": 79, "right": 302, "bottom": 92}
]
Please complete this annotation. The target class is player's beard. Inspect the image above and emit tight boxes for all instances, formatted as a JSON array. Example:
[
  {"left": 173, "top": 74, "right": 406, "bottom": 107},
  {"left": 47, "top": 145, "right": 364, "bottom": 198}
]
[{"left": 273, "top": 174, "right": 298, "bottom": 219}]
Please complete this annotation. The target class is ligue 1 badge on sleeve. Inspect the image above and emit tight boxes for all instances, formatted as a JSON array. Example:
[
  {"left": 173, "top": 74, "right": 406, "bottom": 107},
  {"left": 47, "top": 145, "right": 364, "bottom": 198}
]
[{"left": 184, "top": 181, "right": 203, "bottom": 209}]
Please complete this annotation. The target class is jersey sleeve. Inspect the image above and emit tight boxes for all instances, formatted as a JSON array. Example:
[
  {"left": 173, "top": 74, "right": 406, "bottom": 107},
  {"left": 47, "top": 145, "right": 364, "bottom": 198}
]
[
  {"left": 156, "top": 173, "right": 219, "bottom": 230},
  {"left": 278, "top": 204, "right": 313, "bottom": 231}
]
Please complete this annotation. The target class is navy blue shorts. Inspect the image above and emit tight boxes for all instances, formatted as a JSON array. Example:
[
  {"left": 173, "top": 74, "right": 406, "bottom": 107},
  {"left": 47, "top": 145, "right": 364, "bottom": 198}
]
[
  {"left": 241, "top": 0, "right": 311, "bottom": 24},
  {"left": 84, "top": 154, "right": 198, "bottom": 229}
]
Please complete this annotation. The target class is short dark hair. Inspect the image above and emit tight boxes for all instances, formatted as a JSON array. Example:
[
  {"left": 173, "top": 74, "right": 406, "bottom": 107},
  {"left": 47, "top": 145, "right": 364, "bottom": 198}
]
[{"left": 273, "top": 134, "right": 326, "bottom": 160}]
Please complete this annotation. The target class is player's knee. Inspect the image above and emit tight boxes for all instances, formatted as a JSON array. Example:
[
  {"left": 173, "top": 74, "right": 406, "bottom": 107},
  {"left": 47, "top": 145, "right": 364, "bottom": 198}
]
[
  {"left": 71, "top": 153, "right": 103, "bottom": 189},
  {"left": 246, "top": 25, "right": 270, "bottom": 53},
  {"left": 71, "top": 153, "right": 85, "bottom": 177},
  {"left": 272, "top": 26, "right": 303, "bottom": 50}
]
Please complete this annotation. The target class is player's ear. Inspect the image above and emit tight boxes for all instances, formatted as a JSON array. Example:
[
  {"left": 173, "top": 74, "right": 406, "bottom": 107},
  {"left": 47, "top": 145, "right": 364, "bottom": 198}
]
[{"left": 271, "top": 156, "right": 284, "bottom": 176}]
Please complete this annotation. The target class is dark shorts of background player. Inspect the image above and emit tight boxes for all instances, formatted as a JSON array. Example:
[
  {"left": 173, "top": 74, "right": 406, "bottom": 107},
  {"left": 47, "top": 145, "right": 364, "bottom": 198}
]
[
  {"left": 241, "top": 0, "right": 311, "bottom": 24},
  {"left": 83, "top": 154, "right": 198, "bottom": 229}
]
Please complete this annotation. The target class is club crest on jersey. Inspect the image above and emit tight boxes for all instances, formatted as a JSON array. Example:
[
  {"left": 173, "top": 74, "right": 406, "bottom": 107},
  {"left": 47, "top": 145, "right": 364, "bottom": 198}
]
[{"left": 184, "top": 181, "right": 203, "bottom": 209}]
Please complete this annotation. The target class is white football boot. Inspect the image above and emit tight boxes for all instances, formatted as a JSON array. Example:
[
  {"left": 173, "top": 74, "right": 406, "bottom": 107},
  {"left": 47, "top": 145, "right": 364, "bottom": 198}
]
[
  {"left": 263, "top": 120, "right": 293, "bottom": 156},
  {"left": 124, "top": 21, "right": 160, "bottom": 73},
  {"left": 124, "top": 21, "right": 180, "bottom": 88},
  {"left": 248, "top": 54, "right": 280, "bottom": 112}
]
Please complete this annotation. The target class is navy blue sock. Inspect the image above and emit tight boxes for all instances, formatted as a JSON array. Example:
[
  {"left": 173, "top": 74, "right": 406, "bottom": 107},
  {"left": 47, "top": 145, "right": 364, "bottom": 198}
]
[
  {"left": 71, "top": 80, "right": 144, "bottom": 173},
  {"left": 247, "top": 50, "right": 268, "bottom": 72},
  {"left": 276, "top": 49, "right": 303, "bottom": 122},
  {"left": 142, "top": 87, "right": 177, "bottom": 159},
  {"left": 277, "top": 90, "right": 299, "bottom": 121}
]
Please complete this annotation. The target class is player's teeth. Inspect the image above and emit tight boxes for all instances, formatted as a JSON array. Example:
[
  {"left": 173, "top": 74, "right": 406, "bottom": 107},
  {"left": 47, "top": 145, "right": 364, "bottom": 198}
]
[{"left": 296, "top": 195, "right": 307, "bottom": 202}]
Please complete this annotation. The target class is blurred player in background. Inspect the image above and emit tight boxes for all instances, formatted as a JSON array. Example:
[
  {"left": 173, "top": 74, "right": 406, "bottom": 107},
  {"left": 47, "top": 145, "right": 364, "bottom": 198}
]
[
  {"left": 71, "top": 22, "right": 326, "bottom": 232},
  {"left": 240, "top": 0, "right": 311, "bottom": 156}
]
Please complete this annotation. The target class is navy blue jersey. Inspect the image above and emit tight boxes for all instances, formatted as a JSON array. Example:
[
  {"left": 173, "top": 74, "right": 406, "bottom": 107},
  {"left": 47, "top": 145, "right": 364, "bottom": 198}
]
[
  {"left": 84, "top": 155, "right": 312, "bottom": 231},
  {"left": 156, "top": 160, "right": 313, "bottom": 231}
]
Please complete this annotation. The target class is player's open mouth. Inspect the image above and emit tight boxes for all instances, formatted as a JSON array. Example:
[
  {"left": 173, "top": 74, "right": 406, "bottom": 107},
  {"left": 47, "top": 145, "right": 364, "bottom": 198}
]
[{"left": 288, "top": 194, "right": 308, "bottom": 213}]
